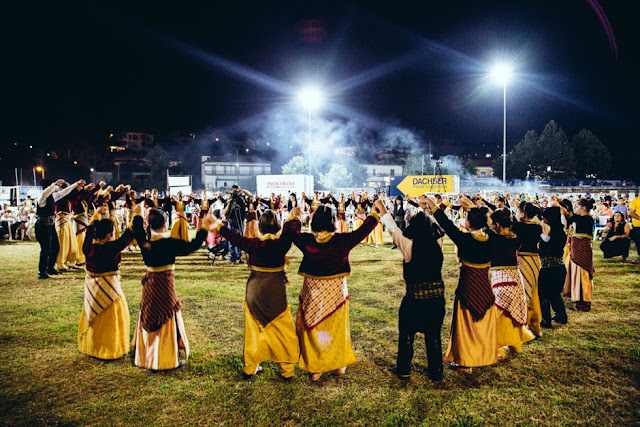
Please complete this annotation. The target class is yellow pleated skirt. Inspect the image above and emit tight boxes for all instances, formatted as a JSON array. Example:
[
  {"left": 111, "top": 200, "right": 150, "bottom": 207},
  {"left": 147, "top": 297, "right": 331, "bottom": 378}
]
[
  {"left": 444, "top": 299, "right": 498, "bottom": 367},
  {"left": 55, "top": 220, "right": 78, "bottom": 270},
  {"left": 372, "top": 222, "right": 384, "bottom": 245},
  {"left": 170, "top": 217, "right": 189, "bottom": 242},
  {"left": 519, "top": 255, "right": 542, "bottom": 335},
  {"left": 564, "top": 261, "right": 594, "bottom": 302},
  {"left": 495, "top": 309, "right": 535, "bottom": 353},
  {"left": 78, "top": 295, "right": 130, "bottom": 360},
  {"left": 131, "top": 311, "right": 190, "bottom": 370},
  {"left": 296, "top": 301, "right": 357, "bottom": 373},
  {"left": 243, "top": 303, "right": 299, "bottom": 376},
  {"left": 76, "top": 231, "right": 86, "bottom": 265},
  {"left": 353, "top": 218, "right": 366, "bottom": 245}
]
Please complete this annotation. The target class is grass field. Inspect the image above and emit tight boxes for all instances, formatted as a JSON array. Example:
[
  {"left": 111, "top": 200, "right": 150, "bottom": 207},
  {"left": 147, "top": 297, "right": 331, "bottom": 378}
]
[{"left": 0, "top": 232, "right": 639, "bottom": 426}]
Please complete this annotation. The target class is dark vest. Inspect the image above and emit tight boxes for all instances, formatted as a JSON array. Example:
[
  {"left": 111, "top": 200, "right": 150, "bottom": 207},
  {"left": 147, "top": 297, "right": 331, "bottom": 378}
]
[
  {"left": 402, "top": 238, "right": 443, "bottom": 285},
  {"left": 37, "top": 195, "right": 55, "bottom": 217}
]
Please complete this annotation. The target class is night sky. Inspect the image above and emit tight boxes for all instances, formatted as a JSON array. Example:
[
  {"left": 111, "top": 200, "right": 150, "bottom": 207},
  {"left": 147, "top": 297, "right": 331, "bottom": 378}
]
[{"left": 4, "top": 1, "right": 639, "bottom": 175}]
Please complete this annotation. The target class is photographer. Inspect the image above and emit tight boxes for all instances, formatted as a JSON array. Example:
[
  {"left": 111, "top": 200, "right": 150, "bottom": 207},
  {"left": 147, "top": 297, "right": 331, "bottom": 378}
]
[{"left": 223, "top": 185, "right": 248, "bottom": 265}]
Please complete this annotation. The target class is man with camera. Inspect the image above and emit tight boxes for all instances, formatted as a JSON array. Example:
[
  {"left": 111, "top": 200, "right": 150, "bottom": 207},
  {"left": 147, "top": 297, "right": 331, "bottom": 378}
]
[{"left": 223, "top": 185, "right": 248, "bottom": 264}]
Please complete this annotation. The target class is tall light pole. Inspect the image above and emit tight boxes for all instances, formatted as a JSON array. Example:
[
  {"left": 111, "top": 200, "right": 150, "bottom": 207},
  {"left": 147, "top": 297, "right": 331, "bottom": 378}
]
[
  {"left": 35, "top": 166, "right": 44, "bottom": 180},
  {"left": 490, "top": 63, "right": 513, "bottom": 184},
  {"left": 297, "top": 87, "right": 323, "bottom": 175}
]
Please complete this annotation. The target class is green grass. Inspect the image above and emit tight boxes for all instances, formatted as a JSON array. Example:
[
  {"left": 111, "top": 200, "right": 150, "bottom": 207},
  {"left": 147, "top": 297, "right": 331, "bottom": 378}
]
[{"left": 0, "top": 233, "right": 639, "bottom": 426}]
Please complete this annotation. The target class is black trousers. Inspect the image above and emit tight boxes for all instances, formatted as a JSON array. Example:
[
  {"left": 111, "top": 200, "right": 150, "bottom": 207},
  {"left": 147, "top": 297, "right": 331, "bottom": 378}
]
[
  {"left": 396, "top": 296, "right": 445, "bottom": 379},
  {"left": 631, "top": 227, "right": 640, "bottom": 256},
  {"left": 538, "top": 266, "right": 567, "bottom": 324},
  {"left": 35, "top": 222, "right": 59, "bottom": 275}
]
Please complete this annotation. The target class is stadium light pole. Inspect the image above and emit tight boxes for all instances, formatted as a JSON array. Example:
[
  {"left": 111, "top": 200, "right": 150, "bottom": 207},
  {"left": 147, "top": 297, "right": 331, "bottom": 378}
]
[
  {"left": 297, "top": 87, "right": 323, "bottom": 174},
  {"left": 489, "top": 63, "right": 513, "bottom": 184}
]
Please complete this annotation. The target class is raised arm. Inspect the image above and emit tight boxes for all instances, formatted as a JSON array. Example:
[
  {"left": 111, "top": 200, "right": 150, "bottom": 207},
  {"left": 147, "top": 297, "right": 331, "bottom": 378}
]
[
  {"left": 375, "top": 199, "right": 412, "bottom": 262},
  {"left": 219, "top": 226, "right": 261, "bottom": 253},
  {"left": 424, "top": 197, "right": 467, "bottom": 246}
]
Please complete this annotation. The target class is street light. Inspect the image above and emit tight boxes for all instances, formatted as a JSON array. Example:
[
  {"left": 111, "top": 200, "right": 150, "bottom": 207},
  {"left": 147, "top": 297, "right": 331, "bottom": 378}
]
[
  {"left": 489, "top": 63, "right": 513, "bottom": 184},
  {"left": 35, "top": 166, "right": 44, "bottom": 180},
  {"left": 297, "top": 86, "right": 323, "bottom": 174}
]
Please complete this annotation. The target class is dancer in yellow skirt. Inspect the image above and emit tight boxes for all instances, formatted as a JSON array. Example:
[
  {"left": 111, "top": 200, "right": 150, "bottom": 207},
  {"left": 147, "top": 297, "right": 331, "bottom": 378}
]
[
  {"left": 331, "top": 194, "right": 351, "bottom": 233},
  {"left": 131, "top": 209, "right": 212, "bottom": 370},
  {"left": 170, "top": 193, "right": 190, "bottom": 242},
  {"left": 289, "top": 204, "right": 380, "bottom": 380},
  {"left": 72, "top": 182, "right": 100, "bottom": 266},
  {"left": 78, "top": 206, "right": 136, "bottom": 359},
  {"left": 488, "top": 209, "right": 535, "bottom": 358},
  {"left": 513, "top": 202, "right": 544, "bottom": 337},
  {"left": 212, "top": 208, "right": 302, "bottom": 379},
  {"left": 561, "top": 198, "right": 596, "bottom": 311},
  {"left": 54, "top": 180, "right": 84, "bottom": 271},
  {"left": 424, "top": 197, "right": 498, "bottom": 370}
]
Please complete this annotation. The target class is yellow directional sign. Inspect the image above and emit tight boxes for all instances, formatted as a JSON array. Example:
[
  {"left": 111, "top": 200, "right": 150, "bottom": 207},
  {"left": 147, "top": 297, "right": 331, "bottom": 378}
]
[{"left": 396, "top": 175, "right": 459, "bottom": 196}]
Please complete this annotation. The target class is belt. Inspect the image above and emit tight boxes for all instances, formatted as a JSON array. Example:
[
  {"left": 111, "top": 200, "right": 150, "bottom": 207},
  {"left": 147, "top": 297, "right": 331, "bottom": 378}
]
[{"left": 36, "top": 216, "right": 55, "bottom": 226}]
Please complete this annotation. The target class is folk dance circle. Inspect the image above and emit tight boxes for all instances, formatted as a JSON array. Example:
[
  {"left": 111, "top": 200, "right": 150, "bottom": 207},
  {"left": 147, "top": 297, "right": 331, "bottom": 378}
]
[{"left": 31, "top": 179, "right": 636, "bottom": 380}]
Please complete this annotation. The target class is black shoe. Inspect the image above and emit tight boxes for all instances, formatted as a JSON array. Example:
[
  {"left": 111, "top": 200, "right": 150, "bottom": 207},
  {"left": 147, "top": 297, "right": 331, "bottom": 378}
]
[
  {"left": 391, "top": 245, "right": 398, "bottom": 249},
  {"left": 540, "top": 320, "right": 552, "bottom": 329},
  {"left": 389, "top": 367, "right": 410, "bottom": 380},
  {"left": 46, "top": 269, "right": 60, "bottom": 275},
  {"left": 428, "top": 373, "right": 444, "bottom": 382},
  {"left": 242, "top": 365, "right": 264, "bottom": 380},
  {"left": 38, "top": 273, "right": 50, "bottom": 280},
  {"left": 551, "top": 315, "right": 568, "bottom": 324}
]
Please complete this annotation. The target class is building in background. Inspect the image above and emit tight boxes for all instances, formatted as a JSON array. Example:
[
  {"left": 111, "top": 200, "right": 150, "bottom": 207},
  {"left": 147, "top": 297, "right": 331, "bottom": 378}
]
[
  {"left": 472, "top": 158, "right": 495, "bottom": 178},
  {"left": 361, "top": 163, "right": 403, "bottom": 189},
  {"left": 201, "top": 156, "right": 271, "bottom": 192},
  {"left": 108, "top": 132, "right": 154, "bottom": 152}
]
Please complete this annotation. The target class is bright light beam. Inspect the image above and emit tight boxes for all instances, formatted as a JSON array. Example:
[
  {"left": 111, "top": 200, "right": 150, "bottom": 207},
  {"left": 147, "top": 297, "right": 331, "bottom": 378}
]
[
  {"left": 297, "top": 87, "right": 324, "bottom": 111},
  {"left": 489, "top": 63, "right": 513, "bottom": 86}
]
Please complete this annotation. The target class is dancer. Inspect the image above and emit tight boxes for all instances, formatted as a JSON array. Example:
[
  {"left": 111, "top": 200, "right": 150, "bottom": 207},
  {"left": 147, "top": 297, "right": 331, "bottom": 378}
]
[
  {"left": 170, "top": 193, "right": 190, "bottom": 242},
  {"left": 513, "top": 202, "right": 543, "bottom": 337},
  {"left": 562, "top": 198, "right": 595, "bottom": 312},
  {"left": 390, "top": 195, "right": 406, "bottom": 249},
  {"left": 600, "top": 212, "right": 631, "bottom": 260},
  {"left": 538, "top": 207, "right": 568, "bottom": 328},
  {"left": 488, "top": 208, "right": 535, "bottom": 358},
  {"left": 423, "top": 196, "right": 498, "bottom": 369},
  {"left": 54, "top": 180, "right": 84, "bottom": 271},
  {"left": 290, "top": 204, "right": 380, "bottom": 380},
  {"left": 78, "top": 206, "right": 136, "bottom": 359},
  {"left": 35, "top": 179, "right": 69, "bottom": 279},
  {"left": 73, "top": 182, "right": 100, "bottom": 266},
  {"left": 244, "top": 193, "right": 262, "bottom": 238},
  {"left": 376, "top": 199, "right": 445, "bottom": 381},
  {"left": 131, "top": 209, "right": 212, "bottom": 370},
  {"left": 331, "top": 194, "right": 350, "bottom": 233},
  {"left": 212, "top": 208, "right": 302, "bottom": 379}
]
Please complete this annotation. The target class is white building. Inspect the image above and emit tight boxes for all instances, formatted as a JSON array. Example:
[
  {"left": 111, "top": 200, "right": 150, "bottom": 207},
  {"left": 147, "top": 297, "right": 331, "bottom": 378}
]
[
  {"left": 201, "top": 156, "right": 271, "bottom": 191},
  {"left": 361, "top": 163, "right": 403, "bottom": 188}
]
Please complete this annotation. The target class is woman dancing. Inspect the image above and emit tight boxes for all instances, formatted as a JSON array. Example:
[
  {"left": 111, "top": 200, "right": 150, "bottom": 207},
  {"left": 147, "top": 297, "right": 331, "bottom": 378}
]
[
  {"left": 289, "top": 204, "right": 380, "bottom": 380},
  {"left": 131, "top": 209, "right": 212, "bottom": 370},
  {"left": 538, "top": 207, "right": 568, "bottom": 328},
  {"left": 423, "top": 196, "right": 498, "bottom": 370},
  {"left": 212, "top": 208, "right": 302, "bottom": 380},
  {"left": 376, "top": 199, "right": 445, "bottom": 381},
  {"left": 562, "top": 198, "right": 596, "bottom": 312},
  {"left": 488, "top": 208, "right": 535, "bottom": 358},
  {"left": 513, "top": 202, "right": 543, "bottom": 337},
  {"left": 78, "top": 206, "right": 136, "bottom": 359}
]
